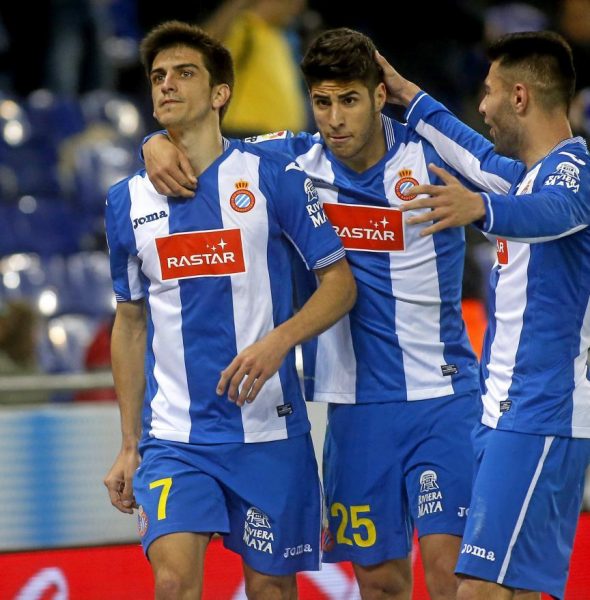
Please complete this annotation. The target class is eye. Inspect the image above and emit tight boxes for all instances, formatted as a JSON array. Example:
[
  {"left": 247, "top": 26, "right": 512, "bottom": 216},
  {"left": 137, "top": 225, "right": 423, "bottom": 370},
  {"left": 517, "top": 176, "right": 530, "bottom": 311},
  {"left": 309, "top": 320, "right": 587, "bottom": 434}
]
[
  {"left": 151, "top": 73, "right": 164, "bottom": 85},
  {"left": 181, "top": 70, "right": 194, "bottom": 78},
  {"left": 314, "top": 98, "right": 329, "bottom": 108},
  {"left": 343, "top": 97, "right": 357, "bottom": 106}
]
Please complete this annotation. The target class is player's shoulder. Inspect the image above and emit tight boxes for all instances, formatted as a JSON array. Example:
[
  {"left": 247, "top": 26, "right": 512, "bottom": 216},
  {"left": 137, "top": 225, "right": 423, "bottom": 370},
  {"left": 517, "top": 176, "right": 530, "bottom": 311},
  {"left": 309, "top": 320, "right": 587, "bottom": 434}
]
[
  {"left": 539, "top": 138, "right": 590, "bottom": 185},
  {"left": 234, "top": 138, "right": 307, "bottom": 173},
  {"left": 107, "top": 169, "right": 157, "bottom": 208}
]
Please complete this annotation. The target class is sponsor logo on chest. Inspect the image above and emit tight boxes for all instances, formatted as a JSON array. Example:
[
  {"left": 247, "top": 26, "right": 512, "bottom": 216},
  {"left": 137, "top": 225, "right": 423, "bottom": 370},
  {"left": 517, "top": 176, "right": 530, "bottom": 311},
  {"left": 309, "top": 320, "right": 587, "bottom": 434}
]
[
  {"left": 323, "top": 203, "right": 405, "bottom": 252},
  {"left": 156, "top": 228, "right": 246, "bottom": 280}
]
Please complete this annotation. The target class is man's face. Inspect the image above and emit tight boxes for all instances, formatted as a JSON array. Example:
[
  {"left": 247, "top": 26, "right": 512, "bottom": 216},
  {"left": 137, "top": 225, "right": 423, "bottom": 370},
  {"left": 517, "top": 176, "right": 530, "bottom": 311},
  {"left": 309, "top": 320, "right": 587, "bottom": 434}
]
[
  {"left": 479, "top": 61, "right": 521, "bottom": 158},
  {"left": 150, "top": 45, "right": 214, "bottom": 129},
  {"left": 310, "top": 80, "right": 385, "bottom": 171}
]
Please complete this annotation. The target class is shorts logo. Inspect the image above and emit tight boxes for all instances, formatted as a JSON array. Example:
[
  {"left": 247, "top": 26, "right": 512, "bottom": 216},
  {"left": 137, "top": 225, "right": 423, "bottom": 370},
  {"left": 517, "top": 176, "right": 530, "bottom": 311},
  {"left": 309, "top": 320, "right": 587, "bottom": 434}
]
[
  {"left": 283, "top": 543, "right": 313, "bottom": 558},
  {"left": 230, "top": 180, "right": 256, "bottom": 213},
  {"left": 156, "top": 228, "right": 246, "bottom": 280},
  {"left": 321, "top": 527, "right": 335, "bottom": 552},
  {"left": 243, "top": 507, "right": 274, "bottom": 554},
  {"left": 137, "top": 505, "right": 149, "bottom": 537},
  {"left": 418, "top": 470, "right": 443, "bottom": 518},
  {"left": 394, "top": 169, "right": 419, "bottom": 201},
  {"left": 496, "top": 237, "right": 508, "bottom": 265},
  {"left": 323, "top": 203, "right": 405, "bottom": 252},
  {"left": 461, "top": 543, "right": 496, "bottom": 561}
]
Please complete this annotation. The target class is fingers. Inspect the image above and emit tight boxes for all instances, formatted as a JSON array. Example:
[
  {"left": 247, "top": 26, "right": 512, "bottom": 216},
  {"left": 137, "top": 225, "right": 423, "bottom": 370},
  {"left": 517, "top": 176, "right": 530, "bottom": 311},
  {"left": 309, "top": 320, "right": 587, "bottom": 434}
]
[
  {"left": 427, "top": 163, "right": 458, "bottom": 184},
  {"left": 104, "top": 476, "right": 135, "bottom": 514},
  {"left": 217, "top": 359, "right": 267, "bottom": 407},
  {"left": 153, "top": 171, "right": 196, "bottom": 198}
]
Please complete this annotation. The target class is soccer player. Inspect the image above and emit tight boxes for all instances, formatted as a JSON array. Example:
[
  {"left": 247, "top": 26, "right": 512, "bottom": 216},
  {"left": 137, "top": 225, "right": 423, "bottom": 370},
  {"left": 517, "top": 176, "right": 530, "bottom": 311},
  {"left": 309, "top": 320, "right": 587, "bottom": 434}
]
[
  {"left": 378, "top": 31, "right": 590, "bottom": 599},
  {"left": 143, "top": 28, "right": 480, "bottom": 600},
  {"left": 103, "top": 21, "right": 356, "bottom": 600}
]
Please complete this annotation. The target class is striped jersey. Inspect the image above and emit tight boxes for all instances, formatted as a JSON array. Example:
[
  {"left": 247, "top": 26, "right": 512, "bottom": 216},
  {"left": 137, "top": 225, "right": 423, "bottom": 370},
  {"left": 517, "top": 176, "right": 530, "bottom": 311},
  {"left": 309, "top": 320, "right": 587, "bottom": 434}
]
[
  {"left": 106, "top": 139, "right": 344, "bottom": 444},
  {"left": 405, "top": 92, "right": 590, "bottom": 438},
  {"left": 246, "top": 117, "right": 479, "bottom": 403}
]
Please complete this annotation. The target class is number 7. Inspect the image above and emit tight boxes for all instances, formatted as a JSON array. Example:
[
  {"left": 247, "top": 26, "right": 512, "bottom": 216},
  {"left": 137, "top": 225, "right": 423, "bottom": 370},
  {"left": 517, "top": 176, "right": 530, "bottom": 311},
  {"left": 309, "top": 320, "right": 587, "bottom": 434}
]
[{"left": 150, "top": 477, "right": 172, "bottom": 520}]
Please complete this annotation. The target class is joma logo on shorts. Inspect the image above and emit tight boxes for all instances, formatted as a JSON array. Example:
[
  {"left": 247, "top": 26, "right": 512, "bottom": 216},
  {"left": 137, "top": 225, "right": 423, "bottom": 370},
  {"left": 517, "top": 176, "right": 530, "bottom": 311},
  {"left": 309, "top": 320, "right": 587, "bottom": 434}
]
[
  {"left": 283, "top": 544, "right": 312, "bottom": 558},
  {"left": 461, "top": 543, "right": 496, "bottom": 561},
  {"left": 133, "top": 210, "right": 167, "bottom": 229}
]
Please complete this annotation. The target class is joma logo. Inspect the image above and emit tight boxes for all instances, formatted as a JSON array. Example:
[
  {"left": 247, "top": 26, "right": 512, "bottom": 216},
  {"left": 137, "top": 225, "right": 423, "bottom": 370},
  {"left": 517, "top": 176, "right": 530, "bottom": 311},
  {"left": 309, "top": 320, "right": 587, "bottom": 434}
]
[
  {"left": 461, "top": 543, "right": 496, "bottom": 561},
  {"left": 133, "top": 210, "right": 167, "bottom": 229}
]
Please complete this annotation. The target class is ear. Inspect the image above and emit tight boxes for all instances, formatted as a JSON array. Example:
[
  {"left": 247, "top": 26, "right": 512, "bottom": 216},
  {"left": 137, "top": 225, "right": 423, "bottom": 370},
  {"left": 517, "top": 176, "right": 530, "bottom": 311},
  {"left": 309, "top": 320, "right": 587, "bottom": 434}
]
[
  {"left": 512, "top": 82, "right": 529, "bottom": 114},
  {"left": 374, "top": 82, "right": 387, "bottom": 112},
  {"left": 212, "top": 83, "right": 231, "bottom": 112}
]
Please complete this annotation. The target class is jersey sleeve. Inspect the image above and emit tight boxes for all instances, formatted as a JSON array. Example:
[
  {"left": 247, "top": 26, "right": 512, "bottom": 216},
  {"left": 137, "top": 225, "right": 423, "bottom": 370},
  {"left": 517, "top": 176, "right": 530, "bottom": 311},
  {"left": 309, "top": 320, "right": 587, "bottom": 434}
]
[
  {"left": 105, "top": 180, "right": 144, "bottom": 302},
  {"left": 478, "top": 151, "right": 590, "bottom": 242},
  {"left": 269, "top": 160, "right": 345, "bottom": 270},
  {"left": 404, "top": 92, "right": 520, "bottom": 193}
]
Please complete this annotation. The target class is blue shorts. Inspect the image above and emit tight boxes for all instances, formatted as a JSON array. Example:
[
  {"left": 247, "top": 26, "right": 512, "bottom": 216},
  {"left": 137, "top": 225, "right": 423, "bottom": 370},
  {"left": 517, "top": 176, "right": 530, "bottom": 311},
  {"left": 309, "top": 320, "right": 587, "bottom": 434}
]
[
  {"left": 321, "top": 391, "right": 477, "bottom": 565},
  {"left": 456, "top": 424, "right": 590, "bottom": 599},
  {"left": 133, "top": 434, "right": 322, "bottom": 575}
]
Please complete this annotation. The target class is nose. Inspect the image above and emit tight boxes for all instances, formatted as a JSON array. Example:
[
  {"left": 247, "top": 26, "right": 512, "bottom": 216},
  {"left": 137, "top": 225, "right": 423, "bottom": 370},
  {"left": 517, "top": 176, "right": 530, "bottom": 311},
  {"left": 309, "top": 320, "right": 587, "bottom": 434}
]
[
  {"left": 161, "top": 72, "right": 177, "bottom": 93},
  {"left": 478, "top": 97, "right": 486, "bottom": 117},
  {"left": 328, "top": 104, "right": 344, "bottom": 128}
]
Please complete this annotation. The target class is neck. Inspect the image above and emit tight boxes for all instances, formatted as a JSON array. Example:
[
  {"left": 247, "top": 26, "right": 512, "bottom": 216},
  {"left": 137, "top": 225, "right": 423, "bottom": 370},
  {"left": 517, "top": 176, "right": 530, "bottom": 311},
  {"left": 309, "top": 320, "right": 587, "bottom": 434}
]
[
  {"left": 520, "top": 112, "right": 573, "bottom": 169},
  {"left": 168, "top": 123, "right": 224, "bottom": 175},
  {"left": 342, "top": 117, "right": 387, "bottom": 173}
]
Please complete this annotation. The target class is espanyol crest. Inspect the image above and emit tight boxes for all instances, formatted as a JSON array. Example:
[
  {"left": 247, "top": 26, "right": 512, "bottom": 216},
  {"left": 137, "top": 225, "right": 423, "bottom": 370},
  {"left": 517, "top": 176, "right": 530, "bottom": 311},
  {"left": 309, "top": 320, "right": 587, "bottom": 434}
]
[{"left": 230, "top": 179, "right": 256, "bottom": 212}]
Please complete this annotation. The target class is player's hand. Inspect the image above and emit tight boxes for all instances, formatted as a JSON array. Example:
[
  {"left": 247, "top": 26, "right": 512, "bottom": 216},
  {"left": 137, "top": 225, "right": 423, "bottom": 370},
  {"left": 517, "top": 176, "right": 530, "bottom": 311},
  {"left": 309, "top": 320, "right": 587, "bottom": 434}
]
[
  {"left": 375, "top": 51, "right": 421, "bottom": 107},
  {"left": 399, "top": 164, "right": 486, "bottom": 236},
  {"left": 144, "top": 134, "right": 196, "bottom": 198},
  {"left": 217, "top": 330, "right": 290, "bottom": 407},
  {"left": 104, "top": 448, "right": 140, "bottom": 514}
]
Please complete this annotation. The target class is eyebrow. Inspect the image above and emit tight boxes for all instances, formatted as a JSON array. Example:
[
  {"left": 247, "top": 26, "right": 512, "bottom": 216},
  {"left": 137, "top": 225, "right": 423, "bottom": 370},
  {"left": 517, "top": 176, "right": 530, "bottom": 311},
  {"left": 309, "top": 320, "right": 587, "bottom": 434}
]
[
  {"left": 311, "top": 90, "right": 361, "bottom": 100},
  {"left": 150, "top": 62, "right": 200, "bottom": 77}
]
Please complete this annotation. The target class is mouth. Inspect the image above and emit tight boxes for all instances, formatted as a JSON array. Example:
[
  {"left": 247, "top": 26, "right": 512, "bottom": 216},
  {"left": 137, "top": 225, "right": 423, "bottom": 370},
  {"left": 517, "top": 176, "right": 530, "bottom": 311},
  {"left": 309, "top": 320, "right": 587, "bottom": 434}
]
[
  {"left": 328, "top": 135, "right": 351, "bottom": 145},
  {"left": 160, "top": 99, "right": 181, "bottom": 107}
]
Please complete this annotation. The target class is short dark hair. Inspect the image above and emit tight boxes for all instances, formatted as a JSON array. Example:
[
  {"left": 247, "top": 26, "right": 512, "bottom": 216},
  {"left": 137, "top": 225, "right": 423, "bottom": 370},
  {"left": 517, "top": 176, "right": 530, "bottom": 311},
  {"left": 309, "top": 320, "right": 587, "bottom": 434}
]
[
  {"left": 487, "top": 31, "right": 575, "bottom": 111},
  {"left": 139, "top": 20, "right": 234, "bottom": 119},
  {"left": 301, "top": 28, "right": 383, "bottom": 91}
]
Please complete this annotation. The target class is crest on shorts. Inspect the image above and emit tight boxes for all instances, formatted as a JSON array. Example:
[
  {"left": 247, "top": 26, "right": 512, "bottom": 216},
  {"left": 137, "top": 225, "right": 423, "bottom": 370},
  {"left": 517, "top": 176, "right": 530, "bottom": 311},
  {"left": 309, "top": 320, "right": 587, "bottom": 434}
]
[
  {"left": 137, "top": 505, "right": 149, "bottom": 537},
  {"left": 321, "top": 526, "right": 335, "bottom": 552},
  {"left": 419, "top": 470, "right": 439, "bottom": 493}
]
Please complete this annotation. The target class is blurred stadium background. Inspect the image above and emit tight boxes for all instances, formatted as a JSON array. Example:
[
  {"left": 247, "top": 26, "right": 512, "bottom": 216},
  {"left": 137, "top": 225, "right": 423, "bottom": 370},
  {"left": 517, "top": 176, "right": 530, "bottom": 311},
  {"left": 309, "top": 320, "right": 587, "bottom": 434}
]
[{"left": 0, "top": 1, "right": 590, "bottom": 598}]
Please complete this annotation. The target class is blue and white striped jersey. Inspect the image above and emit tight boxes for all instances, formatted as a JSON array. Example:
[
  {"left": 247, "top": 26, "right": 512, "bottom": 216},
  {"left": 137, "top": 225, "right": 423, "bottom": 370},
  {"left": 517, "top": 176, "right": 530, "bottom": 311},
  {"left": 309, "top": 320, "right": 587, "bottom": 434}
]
[
  {"left": 405, "top": 92, "right": 590, "bottom": 438},
  {"left": 106, "top": 139, "right": 345, "bottom": 444},
  {"left": 248, "top": 116, "right": 479, "bottom": 403}
]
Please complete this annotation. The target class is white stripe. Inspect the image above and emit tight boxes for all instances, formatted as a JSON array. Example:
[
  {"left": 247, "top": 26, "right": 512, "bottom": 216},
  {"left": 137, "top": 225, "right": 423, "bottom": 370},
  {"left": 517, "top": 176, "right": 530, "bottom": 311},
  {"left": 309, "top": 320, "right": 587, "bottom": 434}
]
[
  {"left": 404, "top": 91, "right": 428, "bottom": 122},
  {"left": 415, "top": 121, "right": 511, "bottom": 194},
  {"left": 296, "top": 144, "right": 357, "bottom": 404},
  {"left": 481, "top": 193, "right": 493, "bottom": 232},
  {"left": 130, "top": 177, "right": 191, "bottom": 442},
  {"left": 572, "top": 297, "right": 590, "bottom": 436},
  {"left": 126, "top": 255, "right": 143, "bottom": 300},
  {"left": 384, "top": 140, "right": 453, "bottom": 400},
  {"left": 497, "top": 436, "right": 554, "bottom": 584},
  {"left": 313, "top": 247, "right": 346, "bottom": 269},
  {"left": 219, "top": 150, "right": 287, "bottom": 442},
  {"left": 481, "top": 241, "right": 529, "bottom": 428}
]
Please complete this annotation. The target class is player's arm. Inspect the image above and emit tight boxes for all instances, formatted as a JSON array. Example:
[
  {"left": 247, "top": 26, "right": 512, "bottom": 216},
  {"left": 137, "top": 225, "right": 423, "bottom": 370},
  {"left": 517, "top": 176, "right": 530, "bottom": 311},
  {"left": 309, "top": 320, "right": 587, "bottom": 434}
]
[
  {"left": 376, "top": 53, "right": 519, "bottom": 193},
  {"left": 104, "top": 300, "right": 146, "bottom": 514},
  {"left": 143, "top": 132, "right": 196, "bottom": 198},
  {"left": 217, "top": 257, "right": 355, "bottom": 406},
  {"left": 400, "top": 161, "right": 590, "bottom": 241}
]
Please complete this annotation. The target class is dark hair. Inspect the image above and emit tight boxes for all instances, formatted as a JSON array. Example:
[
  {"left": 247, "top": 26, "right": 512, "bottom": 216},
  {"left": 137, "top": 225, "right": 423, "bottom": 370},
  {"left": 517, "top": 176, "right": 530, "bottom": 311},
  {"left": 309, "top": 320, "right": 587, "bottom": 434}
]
[
  {"left": 301, "top": 28, "right": 383, "bottom": 90},
  {"left": 140, "top": 20, "right": 234, "bottom": 120},
  {"left": 487, "top": 31, "right": 575, "bottom": 111}
]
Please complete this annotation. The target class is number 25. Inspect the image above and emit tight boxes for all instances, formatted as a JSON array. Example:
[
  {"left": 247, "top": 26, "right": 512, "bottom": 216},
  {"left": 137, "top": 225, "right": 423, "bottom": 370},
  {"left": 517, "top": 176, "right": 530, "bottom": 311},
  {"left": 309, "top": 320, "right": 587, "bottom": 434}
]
[{"left": 330, "top": 503, "right": 376, "bottom": 547}]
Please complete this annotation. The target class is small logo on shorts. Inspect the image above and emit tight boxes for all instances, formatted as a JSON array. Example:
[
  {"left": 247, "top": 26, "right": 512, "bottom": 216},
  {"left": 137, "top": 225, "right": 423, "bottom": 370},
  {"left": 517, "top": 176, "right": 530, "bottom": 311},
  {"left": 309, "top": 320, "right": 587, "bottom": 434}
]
[
  {"left": 418, "top": 470, "right": 443, "bottom": 518},
  {"left": 243, "top": 507, "right": 274, "bottom": 554},
  {"left": 283, "top": 543, "right": 313, "bottom": 558},
  {"left": 276, "top": 403, "right": 293, "bottom": 417},
  {"left": 461, "top": 543, "right": 496, "bottom": 561},
  {"left": 137, "top": 505, "right": 149, "bottom": 537},
  {"left": 321, "top": 527, "right": 335, "bottom": 552},
  {"left": 500, "top": 400, "right": 512, "bottom": 413},
  {"left": 441, "top": 363, "right": 458, "bottom": 376}
]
